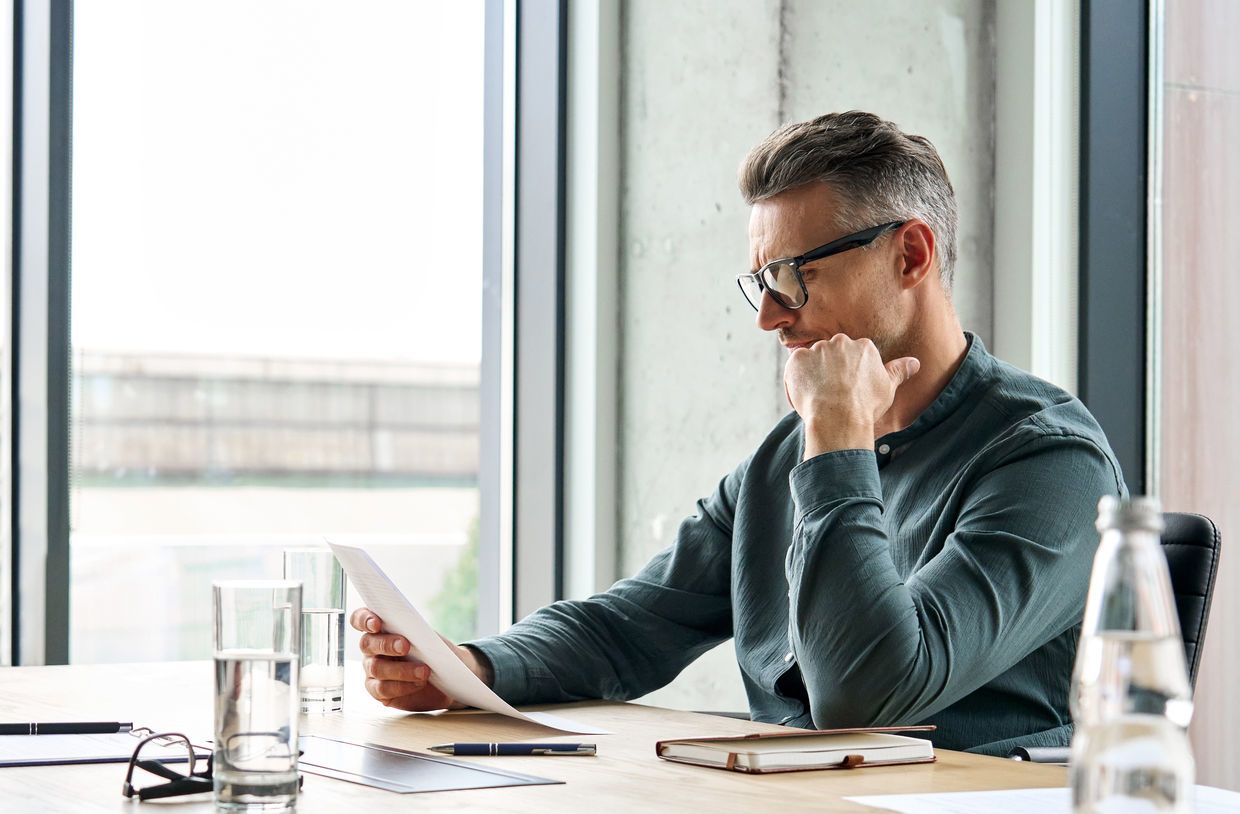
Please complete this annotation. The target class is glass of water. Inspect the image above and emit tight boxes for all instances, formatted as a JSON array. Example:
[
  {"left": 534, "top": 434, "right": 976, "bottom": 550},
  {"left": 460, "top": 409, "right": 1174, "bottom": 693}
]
[
  {"left": 283, "top": 549, "right": 347, "bottom": 713},
  {"left": 212, "top": 580, "right": 301, "bottom": 813}
]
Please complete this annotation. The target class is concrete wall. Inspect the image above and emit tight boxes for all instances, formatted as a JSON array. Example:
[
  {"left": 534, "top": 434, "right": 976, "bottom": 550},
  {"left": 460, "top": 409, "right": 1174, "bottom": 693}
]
[{"left": 618, "top": 0, "right": 996, "bottom": 711}]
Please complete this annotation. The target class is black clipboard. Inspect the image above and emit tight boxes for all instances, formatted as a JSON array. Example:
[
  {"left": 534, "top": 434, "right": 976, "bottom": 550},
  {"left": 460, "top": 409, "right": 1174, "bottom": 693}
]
[{"left": 298, "top": 735, "right": 562, "bottom": 794}]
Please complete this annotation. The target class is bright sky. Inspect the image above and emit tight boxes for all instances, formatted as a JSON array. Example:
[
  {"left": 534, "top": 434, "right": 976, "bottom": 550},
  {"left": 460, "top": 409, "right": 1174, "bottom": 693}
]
[{"left": 71, "top": 1, "right": 485, "bottom": 364}]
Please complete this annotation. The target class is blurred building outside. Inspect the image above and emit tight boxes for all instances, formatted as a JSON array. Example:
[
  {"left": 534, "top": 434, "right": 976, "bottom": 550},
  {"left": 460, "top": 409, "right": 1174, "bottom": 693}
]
[{"left": 69, "top": 350, "right": 480, "bottom": 663}]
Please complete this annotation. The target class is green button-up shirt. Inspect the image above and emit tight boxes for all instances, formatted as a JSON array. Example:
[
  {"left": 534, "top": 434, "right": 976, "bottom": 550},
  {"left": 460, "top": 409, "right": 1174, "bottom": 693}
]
[{"left": 468, "top": 334, "right": 1126, "bottom": 755}]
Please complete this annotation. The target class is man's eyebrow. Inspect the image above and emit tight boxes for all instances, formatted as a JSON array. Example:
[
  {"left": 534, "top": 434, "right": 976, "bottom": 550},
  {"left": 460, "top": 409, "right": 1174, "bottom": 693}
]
[
  {"left": 752, "top": 249, "right": 791, "bottom": 270},
  {"left": 750, "top": 257, "right": 777, "bottom": 274}
]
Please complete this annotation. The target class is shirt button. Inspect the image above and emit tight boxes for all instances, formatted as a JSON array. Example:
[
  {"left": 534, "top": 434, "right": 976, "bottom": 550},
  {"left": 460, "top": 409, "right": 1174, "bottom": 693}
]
[
  {"left": 783, "top": 651, "right": 794, "bottom": 663},
  {"left": 878, "top": 444, "right": 891, "bottom": 455}
]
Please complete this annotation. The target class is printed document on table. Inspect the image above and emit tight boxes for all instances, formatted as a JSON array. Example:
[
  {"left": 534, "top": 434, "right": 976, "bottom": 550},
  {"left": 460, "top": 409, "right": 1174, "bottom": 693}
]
[
  {"left": 0, "top": 733, "right": 208, "bottom": 767},
  {"left": 845, "top": 785, "right": 1240, "bottom": 814},
  {"left": 328, "top": 542, "right": 610, "bottom": 735}
]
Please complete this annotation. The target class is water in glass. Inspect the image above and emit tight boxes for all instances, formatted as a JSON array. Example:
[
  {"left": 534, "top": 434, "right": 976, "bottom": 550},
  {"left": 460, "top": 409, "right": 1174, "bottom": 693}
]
[
  {"left": 283, "top": 549, "right": 347, "bottom": 713},
  {"left": 298, "top": 608, "right": 345, "bottom": 713},
  {"left": 214, "top": 650, "right": 300, "bottom": 812}
]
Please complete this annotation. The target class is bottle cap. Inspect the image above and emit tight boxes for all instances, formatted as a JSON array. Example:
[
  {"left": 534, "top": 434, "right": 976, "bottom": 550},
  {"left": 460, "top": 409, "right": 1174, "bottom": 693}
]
[{"left": 1096, "top": 495, "right": 1164, "bottom": 534}]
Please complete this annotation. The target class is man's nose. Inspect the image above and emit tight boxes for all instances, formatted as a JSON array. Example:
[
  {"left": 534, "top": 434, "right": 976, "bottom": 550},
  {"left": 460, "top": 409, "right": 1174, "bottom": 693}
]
[{"left": 755, "top": 290, "right": 794, "bottom": 332}]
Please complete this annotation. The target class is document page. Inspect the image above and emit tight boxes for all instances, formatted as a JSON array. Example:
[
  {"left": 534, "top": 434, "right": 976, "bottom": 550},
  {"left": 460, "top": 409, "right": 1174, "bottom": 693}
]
[
  {"left": 846, "top": 785, "right": 1240, "bottom": 814},
  {"left": 0, "top": 733, "right": 207, "bottom": 766},
  {"left": 329, "top": 542, "right": 610, "bottom": 735}
]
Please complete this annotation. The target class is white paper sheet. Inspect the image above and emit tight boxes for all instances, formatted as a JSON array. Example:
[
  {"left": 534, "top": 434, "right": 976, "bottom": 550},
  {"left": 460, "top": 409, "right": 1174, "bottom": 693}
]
[
  {"left": 846, "top": 785, "right": 1240, "bottom": 814},
  {"left": 328, "top": 542, "right": 610, "bottom": 735},
  {"left": 0, "top": 732, "right": 208, "bottom": 766}
]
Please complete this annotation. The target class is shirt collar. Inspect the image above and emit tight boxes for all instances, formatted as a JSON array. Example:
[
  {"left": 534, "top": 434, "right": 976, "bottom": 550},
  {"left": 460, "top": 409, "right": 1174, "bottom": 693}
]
[{"left": 877, "top": 331, "right": 993, "bottom": 449}]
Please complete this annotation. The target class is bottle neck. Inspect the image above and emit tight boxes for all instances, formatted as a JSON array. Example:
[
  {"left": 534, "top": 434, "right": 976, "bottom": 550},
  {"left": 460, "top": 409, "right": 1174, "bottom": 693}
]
[
  {"left": 1084, "top": 525, "right": 1179, "bottom": 639},
  {"left": 1101, "top": 527, "right": 1162, "bottom": 548}
]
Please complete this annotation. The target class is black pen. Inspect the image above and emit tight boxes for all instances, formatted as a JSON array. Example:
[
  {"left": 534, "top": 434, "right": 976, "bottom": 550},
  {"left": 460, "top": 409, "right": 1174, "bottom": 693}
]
[
  {"left": 429, "top": 742, "right": 596, "bottom": 757},
  {"left": 0, "top": 722, "right": 133, "bottom": 736}
]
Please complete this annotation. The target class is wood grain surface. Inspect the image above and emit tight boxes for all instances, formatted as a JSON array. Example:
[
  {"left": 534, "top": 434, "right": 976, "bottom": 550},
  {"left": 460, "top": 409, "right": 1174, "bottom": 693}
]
[
  {"left": 0, "top": 661, "right": 1066, "bottom": 812},
  {"left": 1161, "top": 0, "right": 1240, "bottom": 790}
]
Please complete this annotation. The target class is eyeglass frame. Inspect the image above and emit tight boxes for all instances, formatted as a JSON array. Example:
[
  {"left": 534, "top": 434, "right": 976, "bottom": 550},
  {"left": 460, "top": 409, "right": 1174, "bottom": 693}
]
[
  {"left": 121, "top": 731, "right": 213, "bottom": 802},
  {"left": 120, "top": 730, "right": 305, "bottom": 802},
  {"left": 736, "top": 220, "right": 907, "bottom": 312}
]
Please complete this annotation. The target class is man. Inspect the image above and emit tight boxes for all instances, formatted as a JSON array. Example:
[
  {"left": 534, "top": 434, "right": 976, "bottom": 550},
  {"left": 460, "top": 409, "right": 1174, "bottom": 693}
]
[{"left": 352, "top": 111, "right": 1125, "bottom": 755}]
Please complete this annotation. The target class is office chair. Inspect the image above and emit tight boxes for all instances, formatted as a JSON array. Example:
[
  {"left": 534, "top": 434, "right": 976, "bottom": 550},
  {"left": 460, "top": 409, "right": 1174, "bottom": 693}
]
[{"left": 1008, "top": 511, "right": 1222, "bottom": 763}]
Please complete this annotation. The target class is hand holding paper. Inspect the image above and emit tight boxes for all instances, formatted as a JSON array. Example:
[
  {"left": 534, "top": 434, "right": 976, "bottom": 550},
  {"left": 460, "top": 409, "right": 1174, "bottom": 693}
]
[
  {"left": 329, "top": 542, "right": 609, "bottom": 735},
  {"left": 352, "top": 612, "right": 473, "bottom": 713}
]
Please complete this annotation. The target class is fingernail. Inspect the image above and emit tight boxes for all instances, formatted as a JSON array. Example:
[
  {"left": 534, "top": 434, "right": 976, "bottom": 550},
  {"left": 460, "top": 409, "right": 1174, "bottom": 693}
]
[
  {"left": 366, "top": 618, "right": 379, "bottom": 633},
  {"left": 395, "top": 639, "right": 409, "bottom": 655},
  {"left": 416, "top": 666, "right": 429, "bottom": 680}
]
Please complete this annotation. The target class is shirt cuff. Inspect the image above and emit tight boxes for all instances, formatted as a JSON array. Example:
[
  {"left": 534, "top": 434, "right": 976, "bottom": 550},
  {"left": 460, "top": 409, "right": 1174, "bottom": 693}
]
[
  {"left": 789, "top": 448, "right": 883, "bottom": 526},
  {"left": 460, "top": 636, "right": 531, "bottom": 704}
]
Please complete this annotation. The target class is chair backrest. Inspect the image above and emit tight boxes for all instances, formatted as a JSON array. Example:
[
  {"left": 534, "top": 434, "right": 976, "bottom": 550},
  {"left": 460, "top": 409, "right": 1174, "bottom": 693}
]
[
  {"left": 1161, "top": 512, "right": 1221, "bottom": 687},
  {"left": 1008, "top": 513, "right": 1221, "bottom": 763}
]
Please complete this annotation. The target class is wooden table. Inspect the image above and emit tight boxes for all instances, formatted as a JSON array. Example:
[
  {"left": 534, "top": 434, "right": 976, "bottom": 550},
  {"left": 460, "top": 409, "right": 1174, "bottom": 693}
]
[{"left": 0, "top": 661, "right": 1066, "bottom": 812}]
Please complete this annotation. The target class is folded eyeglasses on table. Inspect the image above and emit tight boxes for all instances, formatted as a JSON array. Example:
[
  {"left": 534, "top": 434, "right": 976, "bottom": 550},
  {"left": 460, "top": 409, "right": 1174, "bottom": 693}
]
[{"left": 120, "top": 730, "right": 303, "bottom": 802}]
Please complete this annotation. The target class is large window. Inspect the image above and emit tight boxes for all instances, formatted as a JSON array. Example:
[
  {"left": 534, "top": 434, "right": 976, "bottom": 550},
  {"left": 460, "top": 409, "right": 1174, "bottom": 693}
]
[
  {"left": 69, "top": 1, "right": 490, "bottom": 662},
  {"left": 8, "top": 0, "right": 566, "bottom": 667}
]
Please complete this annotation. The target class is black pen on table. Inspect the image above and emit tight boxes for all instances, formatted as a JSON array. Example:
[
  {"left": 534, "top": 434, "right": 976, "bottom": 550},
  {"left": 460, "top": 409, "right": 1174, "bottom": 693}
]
[
  {"left": 0, "top": 722, "right": 133, "bottom": 736},
  {"left": 429, "top": 742, "right": 596, "bottom": 757}
]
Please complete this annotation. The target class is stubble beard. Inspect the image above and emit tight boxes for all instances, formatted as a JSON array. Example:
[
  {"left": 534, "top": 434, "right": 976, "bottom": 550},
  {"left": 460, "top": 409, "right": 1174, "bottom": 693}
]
[{"left": 873, "top": 315, "right": 921, "bottom": 364}]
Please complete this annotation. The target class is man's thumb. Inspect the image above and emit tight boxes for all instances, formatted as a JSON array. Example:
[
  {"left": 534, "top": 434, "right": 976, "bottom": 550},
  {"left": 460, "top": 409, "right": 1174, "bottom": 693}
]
[{"left": 886, "top": 356, "right": 921, "bottom": 385}]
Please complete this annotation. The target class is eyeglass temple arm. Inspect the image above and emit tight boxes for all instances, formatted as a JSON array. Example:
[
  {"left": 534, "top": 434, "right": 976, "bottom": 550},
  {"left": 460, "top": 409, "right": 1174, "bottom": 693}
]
[
  {"left": 139, "top": 754, "right": 210, "bottom": 781},
  {"left": 797, "top": 220, "right": 905, "bottom": 264},
  {"left": 135, "top": 759, "right": 187, "bottom": 782},
  {"left": 136, "top": 777, "right": 214, "bottom": 801}
]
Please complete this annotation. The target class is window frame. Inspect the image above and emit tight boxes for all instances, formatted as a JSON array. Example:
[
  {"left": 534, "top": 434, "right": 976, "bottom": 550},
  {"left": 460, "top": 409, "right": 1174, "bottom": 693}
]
[
  {"left": 7, "top": 0, "right": 72, "bottom": 666},
  {"left": 510, "top": 0, "right": 568, "bottom": 622},
  {"left": 562, "top": 0, "right": 619, "bottom": 601},
  {"left": 0, "top": 0, "right": 15, "bottom": 666},
  {"left": 991, "top": 0, "right": 1079, "bottom": 395},
  {"left": 1077, "top": 0, "right": 1151, "bottom": 495}
]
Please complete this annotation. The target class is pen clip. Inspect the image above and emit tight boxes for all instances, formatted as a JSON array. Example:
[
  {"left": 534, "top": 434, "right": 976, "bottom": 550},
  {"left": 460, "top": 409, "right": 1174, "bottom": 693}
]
[{"left": 532, "top": 746, "right": 595, "bottom": 755}]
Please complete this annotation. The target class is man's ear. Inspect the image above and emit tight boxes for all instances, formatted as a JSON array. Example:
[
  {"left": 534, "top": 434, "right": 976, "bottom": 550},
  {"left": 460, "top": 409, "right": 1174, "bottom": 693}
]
[{"left": 895, "top": 220, "right": 936, "bottom": 290}]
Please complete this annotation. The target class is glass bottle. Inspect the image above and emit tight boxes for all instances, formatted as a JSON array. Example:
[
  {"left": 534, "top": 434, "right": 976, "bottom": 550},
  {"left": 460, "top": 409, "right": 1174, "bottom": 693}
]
[{"left": 1069, "top": 495, "right": 1195, "bottom": 813}]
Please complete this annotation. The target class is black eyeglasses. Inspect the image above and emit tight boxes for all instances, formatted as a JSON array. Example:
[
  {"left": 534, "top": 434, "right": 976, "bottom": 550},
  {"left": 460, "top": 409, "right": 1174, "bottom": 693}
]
[
  {"left": 121, "top": 731, "right": 305, "bottom": 802},
  {"left": 121, "top": 731, "right": 213, "bottom": 802},
  {"left": 736, "top": 220, "right": 905, "bottom": 312}
]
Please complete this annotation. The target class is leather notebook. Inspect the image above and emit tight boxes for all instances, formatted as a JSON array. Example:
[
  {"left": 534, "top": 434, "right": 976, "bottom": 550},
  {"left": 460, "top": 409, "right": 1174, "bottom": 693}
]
[{"left": 655, "top": 725, "right": 936, "bottom": 774}]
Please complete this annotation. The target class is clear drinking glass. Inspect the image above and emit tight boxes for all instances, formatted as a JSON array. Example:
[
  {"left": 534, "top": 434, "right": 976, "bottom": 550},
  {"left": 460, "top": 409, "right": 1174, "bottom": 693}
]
[
  {"left": 212, "top": 580, "right": 301, "bottom": 813},
  {"left": 283, "top": 549, "right": 347, "bottom": 713}
]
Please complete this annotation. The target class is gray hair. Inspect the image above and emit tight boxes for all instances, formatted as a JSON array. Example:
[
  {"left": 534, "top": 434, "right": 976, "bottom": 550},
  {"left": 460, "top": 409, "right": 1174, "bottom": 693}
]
[{"left": 738, "top": 111, "right": 959, "bottom": 290}]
